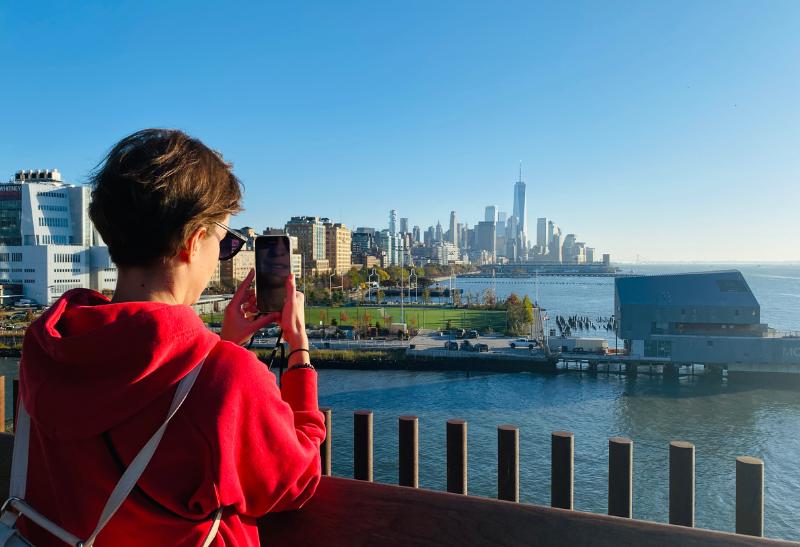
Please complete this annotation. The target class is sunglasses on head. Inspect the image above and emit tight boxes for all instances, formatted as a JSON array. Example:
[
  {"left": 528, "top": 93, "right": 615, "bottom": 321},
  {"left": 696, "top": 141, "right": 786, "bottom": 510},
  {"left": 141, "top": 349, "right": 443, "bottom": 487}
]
[{"left": 214, "top": 222, "right": 247, "bottom": 261}]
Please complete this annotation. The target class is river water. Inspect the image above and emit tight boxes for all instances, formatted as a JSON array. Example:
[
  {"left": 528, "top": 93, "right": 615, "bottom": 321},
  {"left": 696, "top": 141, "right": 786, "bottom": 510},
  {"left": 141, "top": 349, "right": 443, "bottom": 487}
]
[
  {"left": 319, "top": 264, "right": 800, "bottom": 540},
  {"left": 3, "top": 264, "right": 799, "bottom": 539}
]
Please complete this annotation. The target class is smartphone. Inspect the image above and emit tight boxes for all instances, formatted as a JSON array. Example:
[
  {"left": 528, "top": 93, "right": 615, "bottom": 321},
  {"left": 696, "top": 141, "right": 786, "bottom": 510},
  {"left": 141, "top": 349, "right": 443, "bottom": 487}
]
[{"left": 255, "top": 235, "right": 292, "bottom": 313}]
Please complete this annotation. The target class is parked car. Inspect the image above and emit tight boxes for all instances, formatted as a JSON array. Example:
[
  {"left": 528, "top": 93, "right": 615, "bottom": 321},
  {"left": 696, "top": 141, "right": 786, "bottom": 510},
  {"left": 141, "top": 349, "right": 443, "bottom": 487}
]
[
  {"left": 465, "top": 330, "right": 479, "bottom": 339},
  {"left": 460, "top": 340, "right": 473, "bottom": 351},
  {"left": 509, "top": 338, "right": 538, "bottom": 349},
  {"left": 474, "top": 343, "right": 489, "bottom": 352},
  {"left": 444, "top": 341, "right": 459, "bottom": 351}
]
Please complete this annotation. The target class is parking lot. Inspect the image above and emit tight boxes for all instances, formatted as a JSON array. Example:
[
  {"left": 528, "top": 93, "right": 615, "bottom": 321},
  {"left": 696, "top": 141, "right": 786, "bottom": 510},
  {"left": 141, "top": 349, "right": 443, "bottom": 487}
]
[{"left": 409, "top": 331, "right": 546, "bottom": 357}]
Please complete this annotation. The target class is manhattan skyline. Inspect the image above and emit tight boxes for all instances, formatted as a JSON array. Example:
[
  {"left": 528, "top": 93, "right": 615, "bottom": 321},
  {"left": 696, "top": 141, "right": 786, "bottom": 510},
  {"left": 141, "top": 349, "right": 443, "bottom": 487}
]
[{"left": 1, "top": 1, "right": 798, "bottom": 262}]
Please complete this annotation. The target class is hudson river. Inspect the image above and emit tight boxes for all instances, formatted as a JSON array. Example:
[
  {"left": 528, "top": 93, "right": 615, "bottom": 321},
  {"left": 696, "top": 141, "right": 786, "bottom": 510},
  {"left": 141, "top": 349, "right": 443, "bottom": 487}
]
[{"left": 319, "top": 264, "right": 800, "bottom": 540}]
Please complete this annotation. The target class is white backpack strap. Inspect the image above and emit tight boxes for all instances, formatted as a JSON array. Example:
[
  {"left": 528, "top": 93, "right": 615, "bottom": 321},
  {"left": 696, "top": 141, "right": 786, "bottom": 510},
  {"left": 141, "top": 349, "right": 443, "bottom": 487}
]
[
  {"left": 2, "top": 399, "right": 84, "bottom": 545},
  {"left": 9, "top": 400, "right": 31, "bottom": 500},
  {"left": 0, "top": 400, "right": 32, "bottom": 529},
  {"left": 83, "top": 361, "right": 206, "bottom": 547},
  {"left": 201, "top": 508, "right": 223, "bottom": 547}
]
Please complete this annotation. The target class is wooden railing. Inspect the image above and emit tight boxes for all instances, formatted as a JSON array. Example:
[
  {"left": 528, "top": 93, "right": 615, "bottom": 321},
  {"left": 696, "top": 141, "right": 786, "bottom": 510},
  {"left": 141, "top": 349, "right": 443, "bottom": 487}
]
[
  {"left": 285, "top": 407, "right": 796, "bottom": 545},
  {"left": 0, "top": 385, "right": 796, "bottom": 545}
]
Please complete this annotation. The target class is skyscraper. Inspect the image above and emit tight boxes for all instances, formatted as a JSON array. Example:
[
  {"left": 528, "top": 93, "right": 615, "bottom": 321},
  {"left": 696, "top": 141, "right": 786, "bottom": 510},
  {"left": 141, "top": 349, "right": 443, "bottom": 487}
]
[
  {"left": 475, "top": 221, "right": 496, "bottom": 260},
  {"left": 536, "top": 217, "right": 547, "bottom": 249},
  {"left": 412, "top": 225, "right": 421, "bottom": 244},
  {"left": 424, "top": 226, "right": 434, "bottom": 246},
  {"left": 549, "top": 229, "right": 562, "bottom": 263},
  {"left": 449, "top": 211, "right": 457, "bottom": 247},
  {"left": 389, "top": 209, "right": 397, "bottom": 235},
  {"left": 484, "top": 205, "right": 497, "bottom": 223},
  {"left": 399, "top": 217, "right": 409, "bottom": 234},
  {"left": 512, "top": 164, "right": 527, "bottom": 249},
  {"left": 435, "top": 221, "right": 443, "bottom": 242}
]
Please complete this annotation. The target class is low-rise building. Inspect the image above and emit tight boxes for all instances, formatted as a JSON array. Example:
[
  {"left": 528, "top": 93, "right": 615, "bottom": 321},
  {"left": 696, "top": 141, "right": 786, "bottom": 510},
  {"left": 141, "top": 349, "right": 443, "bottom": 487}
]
[{"left": 0, "top": 169, "right": 116, "bottom": 305}]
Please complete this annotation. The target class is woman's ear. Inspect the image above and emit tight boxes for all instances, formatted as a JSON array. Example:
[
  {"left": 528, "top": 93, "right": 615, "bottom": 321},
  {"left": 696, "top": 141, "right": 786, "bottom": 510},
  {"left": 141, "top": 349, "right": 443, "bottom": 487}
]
[{"left": 182, "top": 226, "right": 209, "bottom": 264}]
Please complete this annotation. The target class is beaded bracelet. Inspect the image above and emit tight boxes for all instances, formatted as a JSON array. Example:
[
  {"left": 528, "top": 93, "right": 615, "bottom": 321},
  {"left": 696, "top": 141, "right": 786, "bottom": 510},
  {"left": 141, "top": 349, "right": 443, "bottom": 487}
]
[{"left": 287, "top": 363, "right": 315, "bottom": 371}]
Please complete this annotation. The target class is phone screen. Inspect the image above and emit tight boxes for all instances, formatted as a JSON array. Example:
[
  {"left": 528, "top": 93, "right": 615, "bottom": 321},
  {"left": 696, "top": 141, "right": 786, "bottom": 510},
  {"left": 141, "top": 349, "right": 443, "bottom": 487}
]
[{"left": 255, "top": 235, "right": 291, "bottom": 312}]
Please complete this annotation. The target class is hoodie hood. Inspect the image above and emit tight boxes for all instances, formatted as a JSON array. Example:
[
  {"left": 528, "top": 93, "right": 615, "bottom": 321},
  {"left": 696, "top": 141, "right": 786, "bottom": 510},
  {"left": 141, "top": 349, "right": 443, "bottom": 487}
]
[{"left": 21, "top": 288, "right": 220, "bottom": 441}]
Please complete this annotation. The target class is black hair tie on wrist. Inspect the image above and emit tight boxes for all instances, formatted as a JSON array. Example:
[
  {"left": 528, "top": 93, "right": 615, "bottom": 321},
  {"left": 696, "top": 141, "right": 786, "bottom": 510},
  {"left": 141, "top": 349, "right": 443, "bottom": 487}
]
[{"left": 287, "top": 347, "right": 310, "bottom": 360}]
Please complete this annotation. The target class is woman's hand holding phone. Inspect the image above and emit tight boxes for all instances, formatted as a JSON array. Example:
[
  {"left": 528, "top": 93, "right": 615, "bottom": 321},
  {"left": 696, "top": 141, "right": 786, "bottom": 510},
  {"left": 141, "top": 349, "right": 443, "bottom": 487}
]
[
  {"left": 221, "top": 270, "right": 308, "bottom": 362},
  {"left": 221, "top": 268, "right": 280, "bottom": 345}
]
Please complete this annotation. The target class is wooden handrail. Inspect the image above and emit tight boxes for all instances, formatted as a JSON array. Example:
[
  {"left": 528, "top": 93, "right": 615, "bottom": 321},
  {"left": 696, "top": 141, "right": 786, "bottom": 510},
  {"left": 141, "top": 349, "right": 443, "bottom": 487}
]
[{"left": 258, "top": 476, "right": 794, "bottom": 546}]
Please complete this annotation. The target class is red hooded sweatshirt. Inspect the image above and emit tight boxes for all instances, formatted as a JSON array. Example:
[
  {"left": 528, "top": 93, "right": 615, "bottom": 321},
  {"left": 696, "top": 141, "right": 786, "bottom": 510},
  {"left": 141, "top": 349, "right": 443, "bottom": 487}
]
[{"left": 17, "top": 288, "right": 325, "bottom": 546}]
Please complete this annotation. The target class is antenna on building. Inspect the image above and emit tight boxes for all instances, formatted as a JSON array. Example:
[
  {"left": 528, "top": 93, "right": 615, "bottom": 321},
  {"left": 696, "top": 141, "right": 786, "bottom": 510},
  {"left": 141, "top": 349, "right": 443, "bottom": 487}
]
[{"left": 518, "top": 161, "right": 522, "bottom": 182}]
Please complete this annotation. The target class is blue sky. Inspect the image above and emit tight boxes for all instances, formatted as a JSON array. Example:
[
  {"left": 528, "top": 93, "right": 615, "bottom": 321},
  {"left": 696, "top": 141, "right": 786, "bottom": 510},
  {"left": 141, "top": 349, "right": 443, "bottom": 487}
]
[{"left": 1, "top": 1, "right": 798, "bottom": 262}]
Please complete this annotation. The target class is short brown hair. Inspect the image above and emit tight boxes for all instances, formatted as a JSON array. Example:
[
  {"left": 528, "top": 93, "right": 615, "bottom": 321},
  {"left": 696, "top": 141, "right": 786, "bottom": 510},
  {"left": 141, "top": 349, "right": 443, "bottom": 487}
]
[{"left": 89, "top": 129, "right": 242, "bottom": 267}]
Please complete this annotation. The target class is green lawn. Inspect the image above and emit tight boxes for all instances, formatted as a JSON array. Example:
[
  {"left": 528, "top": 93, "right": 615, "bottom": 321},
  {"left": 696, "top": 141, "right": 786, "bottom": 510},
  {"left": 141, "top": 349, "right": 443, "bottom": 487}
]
[
  {"left": 305, "top": 305, "right": 507, "bottom": 332},
  {"left": 201, "top": 305, "right": 508, "bottom": 332}
]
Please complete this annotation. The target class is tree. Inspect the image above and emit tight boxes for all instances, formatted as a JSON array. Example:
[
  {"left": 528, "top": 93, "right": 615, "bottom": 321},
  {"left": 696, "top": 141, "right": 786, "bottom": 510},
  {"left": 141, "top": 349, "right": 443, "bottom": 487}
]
[
  {"left": 346, "top": 268, "right": 362, "bottom": 290},
  {"left": 422, "top": 288, "right": 431, "bottom": 306},
  {"left": 482, "top": 288, "right": 497, "bottom": 308},
  {"left": 504, "top": 293, "right": 527, "bottom": 335},
  {"left": 376, "top": 289, "right": 384, "bottom": 304},
  {"left": 339, "top": 311, "right": 349, "bottom": 324},
  {"left": 522, "top": 295, "right": 534, "bottom": 325}
]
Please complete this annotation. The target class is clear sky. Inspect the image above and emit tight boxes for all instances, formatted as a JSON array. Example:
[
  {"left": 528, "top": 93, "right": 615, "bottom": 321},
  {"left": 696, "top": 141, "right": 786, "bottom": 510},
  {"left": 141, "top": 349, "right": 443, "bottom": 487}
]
[{"left": 1, "top": 1, "right": 798, "bottom": 262}]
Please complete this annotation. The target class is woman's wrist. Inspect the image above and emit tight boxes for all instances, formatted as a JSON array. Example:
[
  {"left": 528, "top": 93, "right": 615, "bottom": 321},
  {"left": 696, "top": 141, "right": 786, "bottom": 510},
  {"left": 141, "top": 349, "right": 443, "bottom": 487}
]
[
  {"left": 286, "top": 337, "right": 310, "bottom": 367},
  {"left": 285, "top": 333, "right": 309, "bottom": 353}
]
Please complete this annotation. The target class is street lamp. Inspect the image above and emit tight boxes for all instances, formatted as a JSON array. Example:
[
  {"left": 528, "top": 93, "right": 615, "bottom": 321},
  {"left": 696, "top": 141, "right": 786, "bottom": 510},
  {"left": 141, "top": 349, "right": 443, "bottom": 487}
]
[
  {"left": 368, "top": 266, "right": 377, "bottom": 303},
  {"left": 409, "top": 269, "right": 418, "bottom": 304}
]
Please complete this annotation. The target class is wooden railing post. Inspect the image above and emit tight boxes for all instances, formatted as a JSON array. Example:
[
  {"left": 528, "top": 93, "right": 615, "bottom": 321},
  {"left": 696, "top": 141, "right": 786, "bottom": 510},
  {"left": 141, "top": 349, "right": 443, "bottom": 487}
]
[
  {"left": 446, "top": 419, "right": 467, "bottom": 494},
  {"left": 736, "top": 456, "right": 764, "bottom": 537},
  {"left": 12, "top": 379, "right": 18, "bottom": 423},
  {"left": 551, "top": 431, "right": 573, "bottom": 509},
  {"left": 608, "top": 437, "right": 633, "bottom": 518},
  {"left": 669, "top": 441, "right": 695, "bottom": 527},
  {"left": 0, "top": 376, "right": 5, "bottom": 433},
  {"left": 320, "top": 408, "right": 332, "bottom": 477},
  {"left": 497, "top": 425, "right": 519, "bottom": 502},
  {"left": 399, "top": 416, "right": 418, "bottom": 487},
  {"left": 354, "top": 410, "right": 373, "bottom": 482}
]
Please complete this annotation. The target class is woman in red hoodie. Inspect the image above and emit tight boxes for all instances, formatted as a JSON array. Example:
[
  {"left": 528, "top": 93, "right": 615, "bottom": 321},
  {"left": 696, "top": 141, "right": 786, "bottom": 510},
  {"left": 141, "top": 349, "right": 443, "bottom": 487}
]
[{"left": 17, "top": 129, "right": 325, "bottom": 545}]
